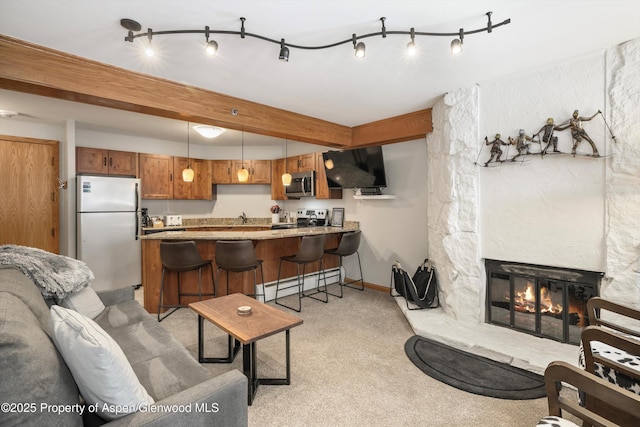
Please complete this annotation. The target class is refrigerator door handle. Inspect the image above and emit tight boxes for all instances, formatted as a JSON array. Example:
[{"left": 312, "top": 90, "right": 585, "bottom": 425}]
[{"left": 135, "top": 183, "right": 140, "bottom": 240}]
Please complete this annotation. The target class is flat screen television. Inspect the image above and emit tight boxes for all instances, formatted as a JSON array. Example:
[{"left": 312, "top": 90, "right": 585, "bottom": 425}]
[{"left": 322, "top": 146, "right": 388, "bottom": 192}]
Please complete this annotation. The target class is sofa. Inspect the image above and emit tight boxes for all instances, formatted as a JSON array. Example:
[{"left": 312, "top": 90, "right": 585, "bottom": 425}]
[{"left": 0, "top": 266, "right": 248, "bottom": 426}]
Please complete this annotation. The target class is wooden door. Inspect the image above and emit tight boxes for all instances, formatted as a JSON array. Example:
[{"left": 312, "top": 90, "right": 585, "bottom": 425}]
[
  {"left": 0, "top": 135, "right": 59, "bottom": 253},
  {"left": 250, "top": 160, "right": 271, "bottom": 184},
  {"left": 76, "top": 147, "right": 108, "bottom": 174},
  {"left": 139, "top": 153, "right": 173, "bottom": 199},
  {"left": 173, "top": 157, "right": 212, "bottom": 200},
  {"left": 298, "top": 153, "right": 315, "bottom": 171},
  {"left": 315, "top": 152, "right": 342, "bottom": 200},
  {"left": 210, "top": 160, "right": 232, "bottom": 183},
  {"left": 108, "top": 150, "right": 137, "bottom": 176},
  {"left": 271, "top": 158, "right": 286, "bottom": 200}
]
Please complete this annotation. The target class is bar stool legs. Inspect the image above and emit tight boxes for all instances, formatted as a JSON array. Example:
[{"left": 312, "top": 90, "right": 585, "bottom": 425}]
[{"left": 323, "top": 230, "right": 364, "bottom": 298}]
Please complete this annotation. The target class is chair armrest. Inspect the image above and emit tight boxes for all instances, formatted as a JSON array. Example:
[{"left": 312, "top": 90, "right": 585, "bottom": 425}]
[
  {"left": 544, "top": 361, "right": 640, "bottom": 426},
  {"left": 96, "top": 286, "right": 135, "bottom": 306},
  {"left": 104, "top": 370, "right": 248, "bottom": 427},
  {"left": 587, "top": 297, "right": 640, "bottom": 337},
  {"left": 581, "top": 326, "right": 640, "bottom": 382}
]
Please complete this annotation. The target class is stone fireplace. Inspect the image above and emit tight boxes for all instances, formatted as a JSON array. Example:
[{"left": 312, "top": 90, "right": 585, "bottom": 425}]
[{"left": 485, "top": 259, "right": 602, "bottom": 345}]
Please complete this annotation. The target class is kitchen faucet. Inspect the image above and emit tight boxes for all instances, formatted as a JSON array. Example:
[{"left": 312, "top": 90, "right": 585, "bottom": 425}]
[{"left": 239, "top": 212, "right": 247, "bottom": 224}]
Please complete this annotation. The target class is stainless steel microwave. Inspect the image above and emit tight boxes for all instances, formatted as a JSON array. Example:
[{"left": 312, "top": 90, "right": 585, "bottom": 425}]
[{"left": 285, "top": 171, "right": 316, "bottom": 198}]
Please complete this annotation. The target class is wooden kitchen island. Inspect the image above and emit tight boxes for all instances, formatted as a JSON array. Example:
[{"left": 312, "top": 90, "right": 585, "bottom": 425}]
[{"left": 141, "top": 224, "right": 359, "bottom": 314}]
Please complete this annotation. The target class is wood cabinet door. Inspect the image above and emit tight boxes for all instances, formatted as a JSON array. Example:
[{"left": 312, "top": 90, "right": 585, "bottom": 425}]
[
  {"left": 76, "top": 147, "right": 107, "bottom": 174},
  {"left": 211, "top": 160, "right": 232, "bottom": 183},
  {"left": 1, "top": 136, "right": 59, "bottom": 253},
  {"left": 315, "top": 152, "right": 342, "bottom": 200},
  {"left": 172, "top": 157, "right": 211, "bottom": 200},
  {"left": 286, "top": 156, "right": 300, "bottom": 173},
  {"left": 139, "top": 154, "right": 173, "bottom": 199},
  {"left": 298, "top": 153, "right": 315, "bottom": 171},
  {"left": 250, "top": 160, "right": 271, "bottom": 184},
  {"left": 108, "top": 150, "right": 137, "bottom": 176},
  {"left": 271, "top": 158, "right": 286, "bottom": 200},
  {"left": 231, "top": 160, "right": 249, "bottom": 184}
]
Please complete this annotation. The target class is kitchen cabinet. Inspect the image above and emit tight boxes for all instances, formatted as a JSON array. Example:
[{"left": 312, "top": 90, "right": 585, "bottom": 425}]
[
  {"left": 210, "top": 160, "right": 233, "bottom": 184},
  {"left": 231, "top": 160, "right": 271, "bottom": 184},
  {"left": 287, "top": 153, "right": 315, "bottom": 173},
  {"left": 173, "top": 157, "right": 213, "bottom": 200},
  {"left": 314, "top": 152, "right": 342, "bottom": 200},
  {"left": 139, "top": 153, "right": 173, "bottom": 199},
  {"left": 76, "top": 147, "right": 137, "bottom": 176},
  {"left": 270, "top": 158, "right": 287, "bottom": 200}
]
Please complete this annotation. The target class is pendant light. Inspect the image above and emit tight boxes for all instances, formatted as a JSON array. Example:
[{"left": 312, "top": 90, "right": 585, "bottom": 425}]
[
  {"left": 182, "top": 122, "right": 195, "bottom": 182},
  {"left": 238, "top": 131, "right": 249, "bottom": 182},
  {"left": 282, "top": 139, "right": 292, "bottom": 186}
]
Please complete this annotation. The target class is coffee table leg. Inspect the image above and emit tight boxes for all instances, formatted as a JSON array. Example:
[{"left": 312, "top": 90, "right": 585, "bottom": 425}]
[
  {"left": 243, "top": 343, "right": 258, "bottom": 405},
  {"left": 198, "top": 314, "right": 240, "bottom": 363}
]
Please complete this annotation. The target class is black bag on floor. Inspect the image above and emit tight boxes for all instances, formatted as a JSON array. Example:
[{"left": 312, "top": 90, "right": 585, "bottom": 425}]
[{"left": 391, "top": 259, "right": 439, "bottom": 310}]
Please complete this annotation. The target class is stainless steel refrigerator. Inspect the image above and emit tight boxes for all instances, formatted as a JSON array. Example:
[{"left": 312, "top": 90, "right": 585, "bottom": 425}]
[{"left": 77, "top": 175, "right": 141, "bottom": 292}]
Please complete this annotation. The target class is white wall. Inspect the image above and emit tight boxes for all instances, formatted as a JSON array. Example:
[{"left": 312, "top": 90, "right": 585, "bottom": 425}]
[{"left": 479, "top": 51, "right": 608, "bottom": 272}]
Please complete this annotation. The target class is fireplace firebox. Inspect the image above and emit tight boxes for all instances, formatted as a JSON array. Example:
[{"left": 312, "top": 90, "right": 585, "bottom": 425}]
[{"left": 485, "top": 259, "right": 602, "bottom": 345}]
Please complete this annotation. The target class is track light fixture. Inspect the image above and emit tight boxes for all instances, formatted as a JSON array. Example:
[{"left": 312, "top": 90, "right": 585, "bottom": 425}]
[
  {"left": 205, "top": 26, "right": 218, "bottom": 56},
  {"left": 279, "top": 38, "right": 289, "bottom": 62},
  {"left": 120, "top": 11, "right": 509, "bottom": 61}
]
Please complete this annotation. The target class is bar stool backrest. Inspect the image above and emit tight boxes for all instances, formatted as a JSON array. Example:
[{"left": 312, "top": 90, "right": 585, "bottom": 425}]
[
  {"left": 335, "top": 230, "right": 361, "bottom": 257},
  {"left": 215, "top": 240, "right": 260, "bottom": 272},
  {"left": 294, "top": 234, "right": 326, "bottom": 263},
  {"left": 160, "top": 241, "right": 206, "bottom": 272}
]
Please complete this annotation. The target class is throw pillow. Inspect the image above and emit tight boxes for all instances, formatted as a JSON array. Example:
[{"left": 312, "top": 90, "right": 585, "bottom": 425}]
[
  {"left": 60, "top": 286, "right": 105, "bottom": 319},
  {"left": 49, "top": 305, "right": 154, "bottom": 420}
]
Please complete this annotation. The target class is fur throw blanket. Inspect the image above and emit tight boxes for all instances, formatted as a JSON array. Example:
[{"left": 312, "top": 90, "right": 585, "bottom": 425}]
[{"left": 0, "top": 245, "right": 94, "bottom": 300}]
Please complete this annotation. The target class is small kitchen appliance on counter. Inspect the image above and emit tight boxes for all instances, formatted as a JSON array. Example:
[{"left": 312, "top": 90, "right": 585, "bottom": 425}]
[{"left": 163, "top": 215, "right": 183, "bottom": 226}]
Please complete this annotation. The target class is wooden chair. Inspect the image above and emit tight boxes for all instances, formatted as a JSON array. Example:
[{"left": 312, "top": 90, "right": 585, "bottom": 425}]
[
  {"left": 587, "top": 297, "right": 640, "bottom": 338},
  {"left": 538, "top": 361, "right": 640, "bottom": 427},
  {"left": 580, "top": 326, "right": 640, "bottom": 425}
]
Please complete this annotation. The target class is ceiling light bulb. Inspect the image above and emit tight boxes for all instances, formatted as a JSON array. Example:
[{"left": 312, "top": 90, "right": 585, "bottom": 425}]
[
  {"left": 182, "top": 166, "right": 194, "bottom": 182},
  {"left": 205, "top": 40, "right": 218, "bottom": 56},
  {"left": 450, "top": 39, "right": 462, "bottom": 55},
  {"left": 282, "top": 172, "right": 292, "bottom": 186},
  {"left": 193, "top": 125, "right": 225, "bottom": 138},
  {"left": 407, "top": 41, "right": 417, "bottom": 56},
  {"left": 238, "top": 168, "right": 249, "bottom": 182},
  {"left": 354, "top": 42, "right": 366, "bottom": 58},
  {"left": 145, "top": 45, "right": 154, "bottom": 57}
]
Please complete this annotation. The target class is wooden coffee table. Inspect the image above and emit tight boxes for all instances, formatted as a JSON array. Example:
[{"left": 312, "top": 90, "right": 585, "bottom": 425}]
[{"left": 189, "top": 293, "right": 303, "bottom": 405}]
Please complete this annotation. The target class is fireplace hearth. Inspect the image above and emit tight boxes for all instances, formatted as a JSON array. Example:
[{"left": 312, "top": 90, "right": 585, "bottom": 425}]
[{"left": 485, "top": 259, "right": 602, "bottom": 345}]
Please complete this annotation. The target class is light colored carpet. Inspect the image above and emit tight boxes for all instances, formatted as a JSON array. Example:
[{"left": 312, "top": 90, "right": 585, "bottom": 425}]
[{"left": 152, "top": 287, "right": 568, "bottom": 426}]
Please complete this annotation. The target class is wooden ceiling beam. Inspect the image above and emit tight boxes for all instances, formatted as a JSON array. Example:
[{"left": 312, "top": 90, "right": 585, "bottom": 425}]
[{"left": 0, "top": 35, "right": 431, "bottom": 148}]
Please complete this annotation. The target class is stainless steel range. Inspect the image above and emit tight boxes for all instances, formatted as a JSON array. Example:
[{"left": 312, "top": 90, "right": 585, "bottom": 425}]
[{"left": 296, "top": 209, "right": 329, "bottom": 227}]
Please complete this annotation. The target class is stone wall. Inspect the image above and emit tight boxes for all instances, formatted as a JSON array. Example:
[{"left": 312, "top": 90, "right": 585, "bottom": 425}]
[
  {"left": 427, "top": 37, "right": 640, "bottom": 325},
  {"left": 603, "top": 37, "right": 640, "bottom": 305},
  {"left": 426, "top": 86, "right": 482, "bottom": 323}
]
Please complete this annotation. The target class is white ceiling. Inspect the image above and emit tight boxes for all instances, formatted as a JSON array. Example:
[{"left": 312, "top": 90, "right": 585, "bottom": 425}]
[{"left": 1, "top": 0, "right": 639, "bottom": 147}]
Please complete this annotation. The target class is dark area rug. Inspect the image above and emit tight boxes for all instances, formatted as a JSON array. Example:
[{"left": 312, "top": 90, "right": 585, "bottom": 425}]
[{"left": 405, "top": 335, "right": 546, "bottom": 400}]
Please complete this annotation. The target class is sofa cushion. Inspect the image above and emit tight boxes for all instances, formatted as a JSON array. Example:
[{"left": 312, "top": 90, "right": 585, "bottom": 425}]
[
  {"left": 0, "top": 267, "right": 52, "bottom": 334},
  {"left": 60, "top": 286, "right": 105, "bottom": 319},
  {"left": 94, "top": 299, "right": 155, "bottom": 330},
  {"left": 0, "top": 293, "right": 82, "bottom": 427},
  {"left": 132, "top": 348, "right": 214, "bottom": 401},
  {"left": 49, "top": 305, "right": 154, "bottom": 420}
]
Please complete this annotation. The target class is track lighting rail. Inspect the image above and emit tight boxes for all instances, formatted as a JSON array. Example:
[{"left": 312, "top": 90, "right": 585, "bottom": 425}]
[{"left": 121, "top": 11, "right": 510, "bottom": 59}]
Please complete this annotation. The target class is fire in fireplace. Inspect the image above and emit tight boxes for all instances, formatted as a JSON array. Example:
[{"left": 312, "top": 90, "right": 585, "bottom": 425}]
[{"left": 485, "top": 259, "right": 602, "bottom": 345}]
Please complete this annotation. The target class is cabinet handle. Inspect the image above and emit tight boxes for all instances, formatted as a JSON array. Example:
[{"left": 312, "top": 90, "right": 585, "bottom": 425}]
[
  {"left": 227, "top": 167, "right": 230, "bottom": 175},
  {"left": 169, "top": 173, "right": 173, "bottom": 182},
  {"left": 103, "top": 156, "right": 107, "bottom": 166},
  {"left": 109, "top": 157, "right": 113, "bottom": 167}
]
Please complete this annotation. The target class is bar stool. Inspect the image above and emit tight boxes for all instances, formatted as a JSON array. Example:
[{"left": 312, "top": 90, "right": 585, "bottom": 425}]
[
  {"left": 323, "top": 230, "right": 364, "bottom": 298},
  {"left": 157, "top": 241, "right": 215, "bottom": 322},
  {"left": 215, "top": 240, "right": 265, "bottom": 300},
  {"left": 275, "top": 234, "right": 329, "bottom": 312}
]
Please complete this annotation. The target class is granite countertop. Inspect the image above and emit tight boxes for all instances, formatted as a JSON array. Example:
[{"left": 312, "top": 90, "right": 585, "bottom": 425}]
[{"left": 141, "top": 223, "right": 359, "bottom": 240}]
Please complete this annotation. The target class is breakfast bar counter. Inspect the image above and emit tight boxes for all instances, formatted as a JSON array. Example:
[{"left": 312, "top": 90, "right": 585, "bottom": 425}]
[{"left": 141, "top": 224, "right": 359, "bottom": 313}]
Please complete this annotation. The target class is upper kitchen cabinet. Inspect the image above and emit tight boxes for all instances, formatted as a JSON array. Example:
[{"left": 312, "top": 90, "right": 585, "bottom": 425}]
[
  {"left": 315, "top": 152, "right": 342, "bottom": 200},
  {"left": 287, "top": 153, "right": 315, "bottom": 173},
  {"left": 211, "top": 160, "right": 232, "bottom": 184},
  {"left": 173, "top": 157, "right": 213, "bottom": 200},
  {"left": 139, "top": 153, "right": 173, "bottom": 199},
  {"left": 231, "top": 160, "right": 271, "bottom": 184},
  {"left": 271, "top": 158, "right": 287, "bottom": 200},
  {"left": 76, "top": 147, "right": 137, "bottom": 176}
]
